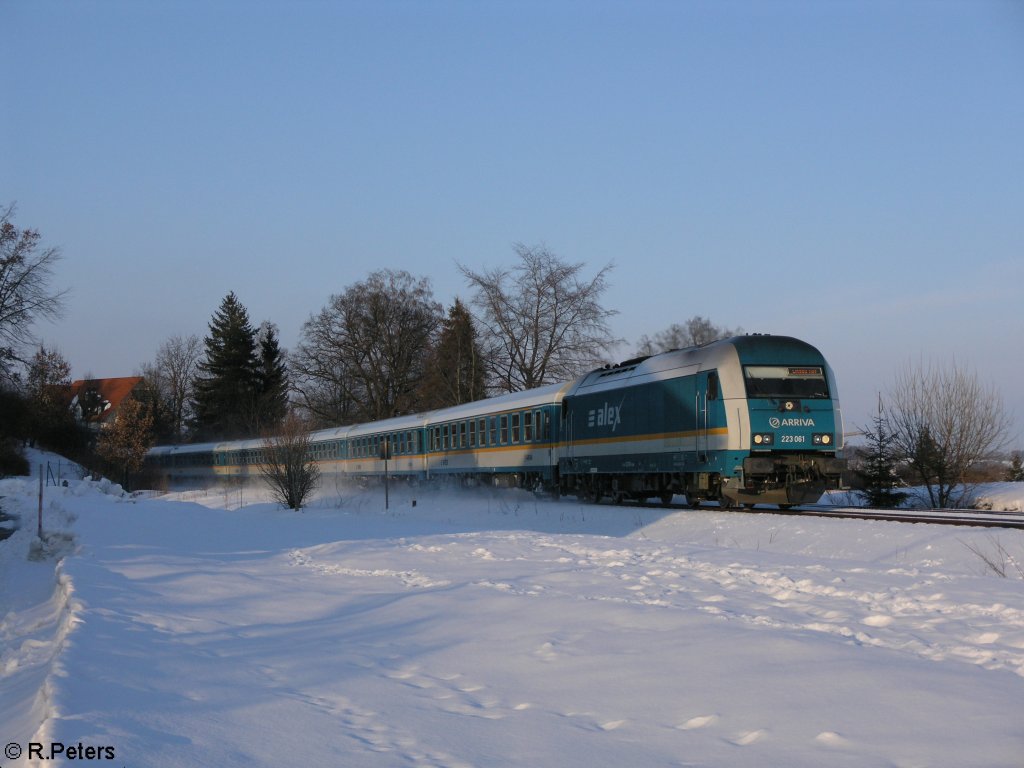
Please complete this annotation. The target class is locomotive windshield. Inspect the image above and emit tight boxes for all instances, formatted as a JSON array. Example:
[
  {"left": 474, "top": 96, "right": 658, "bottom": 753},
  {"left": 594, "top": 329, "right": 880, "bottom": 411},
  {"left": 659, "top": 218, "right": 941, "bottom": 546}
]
[{"left": 743, "top": 365, "right": 830, "bottom": 399}]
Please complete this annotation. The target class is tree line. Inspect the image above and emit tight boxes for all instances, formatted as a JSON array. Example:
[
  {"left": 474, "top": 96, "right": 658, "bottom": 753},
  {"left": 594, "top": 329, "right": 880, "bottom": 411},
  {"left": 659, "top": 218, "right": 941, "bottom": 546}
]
[{"left": 1, "top": 203, "right": 1019, "bottom": 505}]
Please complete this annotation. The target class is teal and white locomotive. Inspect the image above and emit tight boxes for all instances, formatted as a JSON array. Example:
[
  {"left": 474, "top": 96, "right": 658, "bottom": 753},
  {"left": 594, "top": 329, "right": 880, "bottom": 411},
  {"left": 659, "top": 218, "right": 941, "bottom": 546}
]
[
  {"left": 147, "top": 334, "right": 845, "bottom": 508},
  {"left": 557, "top": 334, "right": 845, "bottom": 506}
]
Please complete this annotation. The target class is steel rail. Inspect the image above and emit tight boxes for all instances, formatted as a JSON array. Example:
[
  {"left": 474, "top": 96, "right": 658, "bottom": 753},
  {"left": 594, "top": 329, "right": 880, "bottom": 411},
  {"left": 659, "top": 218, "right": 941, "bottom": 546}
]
[{"left": 597, "top": 497, "right": 1024, "bottom": 530}]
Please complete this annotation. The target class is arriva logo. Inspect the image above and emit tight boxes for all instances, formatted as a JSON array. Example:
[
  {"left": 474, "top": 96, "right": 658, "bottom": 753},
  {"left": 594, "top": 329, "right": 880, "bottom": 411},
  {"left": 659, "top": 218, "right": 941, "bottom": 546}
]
[
  {"left": 588, "top": 402, "right": 622, "bottom": 431},
  {"left": 769, "top": 417, "right": 816, "bottom": 428}
]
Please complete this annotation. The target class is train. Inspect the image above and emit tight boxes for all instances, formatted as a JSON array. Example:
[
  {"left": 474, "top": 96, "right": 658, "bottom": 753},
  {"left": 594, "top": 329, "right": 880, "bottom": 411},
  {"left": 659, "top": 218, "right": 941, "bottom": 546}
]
[{"left": 146, "top": 334, "right": 846, "bottom": 507}]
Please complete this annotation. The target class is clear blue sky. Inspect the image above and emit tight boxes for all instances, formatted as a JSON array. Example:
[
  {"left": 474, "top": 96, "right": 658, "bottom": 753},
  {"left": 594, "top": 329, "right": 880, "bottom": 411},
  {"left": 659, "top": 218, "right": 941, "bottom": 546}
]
[{"left": 5, "top": 0, "right": 1023, "bottom": 448}]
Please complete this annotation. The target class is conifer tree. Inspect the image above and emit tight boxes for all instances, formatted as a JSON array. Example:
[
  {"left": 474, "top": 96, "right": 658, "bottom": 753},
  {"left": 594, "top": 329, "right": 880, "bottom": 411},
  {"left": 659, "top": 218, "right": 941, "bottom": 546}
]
[
  {"left": 255, "top": 322, "right": 289, "bottom": 432},
  {"left": 1006, "top": 451, "right": 1024, "bottom": 482},
  {"left": 856, "top": 398, "right": 908, "bottom": 508},
  {"left": 420, "top": 299, "right": 487, "bottom": 408},
  {"left": 192, "top": 292, "right": 260, "bottom": 439}
]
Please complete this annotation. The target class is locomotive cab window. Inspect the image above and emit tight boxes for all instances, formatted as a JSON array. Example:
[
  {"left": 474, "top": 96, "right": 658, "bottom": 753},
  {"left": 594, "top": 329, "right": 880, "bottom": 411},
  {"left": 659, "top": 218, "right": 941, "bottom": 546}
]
[{"left": 744, "top": 365, "right": 830, "bottom": 399}]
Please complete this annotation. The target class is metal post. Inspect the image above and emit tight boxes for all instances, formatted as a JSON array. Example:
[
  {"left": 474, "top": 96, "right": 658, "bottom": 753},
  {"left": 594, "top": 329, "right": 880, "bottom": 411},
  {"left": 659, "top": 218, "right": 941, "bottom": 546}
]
[{"left": 38, "top": 465, "right": 44, "bottom": 539}]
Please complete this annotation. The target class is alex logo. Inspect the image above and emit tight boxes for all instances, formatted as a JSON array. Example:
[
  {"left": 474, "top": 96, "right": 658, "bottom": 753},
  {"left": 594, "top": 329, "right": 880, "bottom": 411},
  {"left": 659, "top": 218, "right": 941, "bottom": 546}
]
[
  {"left": 588, "top": 402, "right": 622, "bottom": 431},
  {"left": 769, "top": 417, "right": 816, "bottom": 428}
]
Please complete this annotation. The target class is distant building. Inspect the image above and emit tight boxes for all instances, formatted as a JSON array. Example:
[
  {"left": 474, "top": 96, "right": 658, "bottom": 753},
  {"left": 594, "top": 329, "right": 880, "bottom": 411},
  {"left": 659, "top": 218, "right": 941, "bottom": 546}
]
[{"left": 66, "top": 377, "right": 145, "bottom": 431}]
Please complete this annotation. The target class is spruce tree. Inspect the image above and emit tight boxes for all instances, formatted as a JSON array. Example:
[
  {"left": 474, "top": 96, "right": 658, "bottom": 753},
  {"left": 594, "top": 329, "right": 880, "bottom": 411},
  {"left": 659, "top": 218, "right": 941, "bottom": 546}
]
[
  {"left": 856, "top": 399, "right": 908, "bottom": 508},
  {"left": 421, "top": 299, "right": 487, "bottom": 408},
  {"left": 192, "top": 292, "right": 260, "bottom": 439},
  {"left": 1006, "top": 451, "right": 1024, "bottom": 482},
  {"left": 255, "top": 322, "right": 289, "bottom": 432}
]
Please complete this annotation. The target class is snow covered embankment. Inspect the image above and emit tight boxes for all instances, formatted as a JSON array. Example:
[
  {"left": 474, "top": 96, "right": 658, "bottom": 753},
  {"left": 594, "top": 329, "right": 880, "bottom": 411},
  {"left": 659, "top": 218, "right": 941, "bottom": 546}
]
[{"left": 0, "top": 474, "right": 118, "bottom": 761}]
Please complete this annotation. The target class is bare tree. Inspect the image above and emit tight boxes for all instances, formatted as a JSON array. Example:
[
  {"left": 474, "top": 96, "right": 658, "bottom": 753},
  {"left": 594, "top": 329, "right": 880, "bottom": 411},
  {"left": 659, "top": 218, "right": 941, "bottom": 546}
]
[
  {"left": 294, "top": 270, "right": 442, "bottom": 422},
  {"left": 636, "top": 316, "right": 742, "bottom": 356},
  {"left": 259, "top": 412, "right": 321, "bottom": 510},
  {"left": 886, "top": 359, "right": 1011, "bottom": 508},
  {"left": 0, "top": 204, "right": 68, "bottom": 383},
  {"left": 289, "top": 353, "right": 360, "bottom": 428},
  {"left": 459, "top": 243, "right": 618, "bottom": 392},
  {"left": 25, "top": 345, "right": 74, "bottom": 447},
  {"left": 96, "top": 397, "right": 155, "bottom": 491},
  {"left": 142, "top": 334, "right": 201, "bottom": 441}
]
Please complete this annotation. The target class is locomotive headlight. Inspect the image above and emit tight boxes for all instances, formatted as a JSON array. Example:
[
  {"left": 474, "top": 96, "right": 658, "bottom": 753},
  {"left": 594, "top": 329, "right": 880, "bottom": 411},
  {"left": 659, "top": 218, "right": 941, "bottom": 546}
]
[
  {"left": 812, "top": 433, "right": 833, "bottom": 446},
  {"left": 753, "top": 433, "right": 774, "bottom": 446}
]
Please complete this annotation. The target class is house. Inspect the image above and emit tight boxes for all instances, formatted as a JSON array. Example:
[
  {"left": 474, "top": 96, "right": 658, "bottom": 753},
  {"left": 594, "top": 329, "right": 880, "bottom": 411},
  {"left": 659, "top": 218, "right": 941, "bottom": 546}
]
[{"left": 67, "top": 376, "right": 145, "bottom": 431}]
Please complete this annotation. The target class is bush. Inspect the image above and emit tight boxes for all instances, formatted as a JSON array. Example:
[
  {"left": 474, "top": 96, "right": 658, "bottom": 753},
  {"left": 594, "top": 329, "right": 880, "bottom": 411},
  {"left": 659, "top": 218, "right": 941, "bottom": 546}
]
[{"left": 0, "top": 439, "right": 29, "bottom": 476}]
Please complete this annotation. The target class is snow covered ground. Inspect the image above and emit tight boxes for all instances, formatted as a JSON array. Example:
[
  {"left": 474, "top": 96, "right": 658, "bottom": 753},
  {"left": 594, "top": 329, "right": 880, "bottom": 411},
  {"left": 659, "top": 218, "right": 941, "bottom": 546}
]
[{"left": 3, "top": 454, "right": 1024, "bottom": 767}]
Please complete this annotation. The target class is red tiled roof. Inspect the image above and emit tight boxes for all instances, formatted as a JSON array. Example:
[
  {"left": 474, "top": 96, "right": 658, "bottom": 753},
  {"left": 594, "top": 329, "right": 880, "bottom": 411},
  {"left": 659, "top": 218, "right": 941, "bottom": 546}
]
[{"left": 66, "top": 376, "right": 144, "bottom": 423}]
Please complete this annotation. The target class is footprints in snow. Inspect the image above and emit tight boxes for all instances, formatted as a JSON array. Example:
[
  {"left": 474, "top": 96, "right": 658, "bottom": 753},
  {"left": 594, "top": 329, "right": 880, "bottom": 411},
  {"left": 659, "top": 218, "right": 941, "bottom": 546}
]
[
  {"left": 382, "top": 663, "right": 526, "bottom": 721},
  {"left": 679, "top": 715, "right": 854, "bottom": 751}
]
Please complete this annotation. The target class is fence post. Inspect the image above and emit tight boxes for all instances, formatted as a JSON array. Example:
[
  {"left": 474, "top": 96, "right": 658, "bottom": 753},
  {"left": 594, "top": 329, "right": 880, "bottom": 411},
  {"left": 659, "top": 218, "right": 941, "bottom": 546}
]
[{"left": 38, "top": 465, "right": 44, "bottom": 539}]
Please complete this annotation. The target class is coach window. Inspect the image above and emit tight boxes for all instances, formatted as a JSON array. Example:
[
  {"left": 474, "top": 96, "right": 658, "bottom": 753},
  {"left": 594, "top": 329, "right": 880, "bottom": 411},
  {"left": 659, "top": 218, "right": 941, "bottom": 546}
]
[
  {"left": 543, "top": 411, "right": 551, "bottom": 440},
  {"left": 478, "top": 418, "right": 486, "bottom": 447},
  {"left": 524, "top": 411, "right": 534, "bottom": 442},
  {"left": 469, "top": 420, "right": 476, "bottom": 447},
  {"left": 511, "top": 413, "right": 521, "bottom": 444},
  {"left": 499, "top": 414, "right": 508, "bottom": 444},
  {"left": 459, "top": 421, "right": 466, "bottom": 448}
]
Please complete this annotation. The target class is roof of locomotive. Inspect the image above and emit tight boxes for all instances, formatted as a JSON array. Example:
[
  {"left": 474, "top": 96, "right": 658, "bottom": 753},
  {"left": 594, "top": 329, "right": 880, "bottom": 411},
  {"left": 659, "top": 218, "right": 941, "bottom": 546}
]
[{"left": 568, "top": 335, "right": 829, "bottom": 397}]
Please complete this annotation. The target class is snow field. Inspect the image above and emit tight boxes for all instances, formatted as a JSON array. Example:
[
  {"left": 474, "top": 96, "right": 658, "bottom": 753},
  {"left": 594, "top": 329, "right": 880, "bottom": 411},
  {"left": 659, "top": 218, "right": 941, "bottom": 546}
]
[{"left": 2, "top": 463, "right": 1024, "bottom": 767}]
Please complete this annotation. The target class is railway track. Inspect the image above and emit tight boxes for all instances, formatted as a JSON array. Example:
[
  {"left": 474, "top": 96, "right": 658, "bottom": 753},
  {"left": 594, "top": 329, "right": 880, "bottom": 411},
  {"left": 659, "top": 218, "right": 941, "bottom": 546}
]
[
  {"left": 647, "top": 499, "right": 1024, "bottom": 529},
  {"left": 769, "top": 504, "right": 1024, "bottom": 529}
]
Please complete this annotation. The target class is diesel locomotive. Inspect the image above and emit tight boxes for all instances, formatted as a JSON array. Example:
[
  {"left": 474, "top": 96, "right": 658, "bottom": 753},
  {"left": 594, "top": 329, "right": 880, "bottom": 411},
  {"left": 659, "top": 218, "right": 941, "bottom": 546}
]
[{"left": 147, "top": 334, "right": 846, "bottom": 507}]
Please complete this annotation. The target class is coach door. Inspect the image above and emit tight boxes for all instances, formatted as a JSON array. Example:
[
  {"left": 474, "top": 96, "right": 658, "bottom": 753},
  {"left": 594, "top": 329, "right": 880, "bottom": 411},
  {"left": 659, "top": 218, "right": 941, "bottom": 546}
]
[
  {"left": 695, "top": 370, "right": 719, "bottom": 464},
  {"left": 561, "top": 398, "right": 575, "bottom": 469}
]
